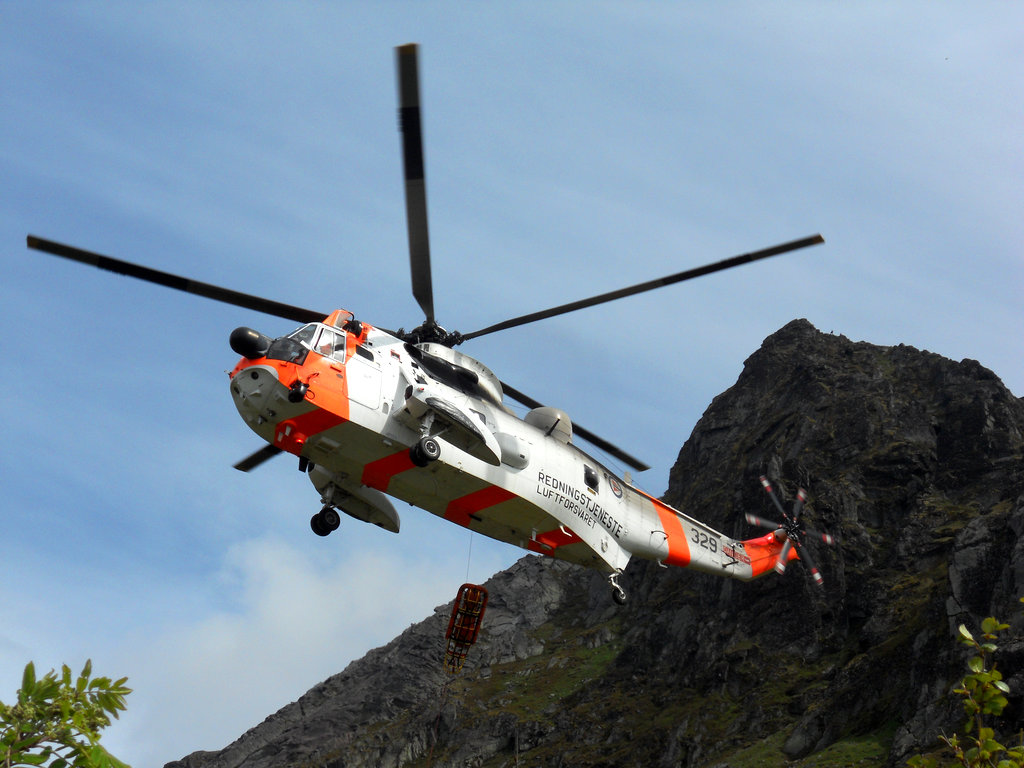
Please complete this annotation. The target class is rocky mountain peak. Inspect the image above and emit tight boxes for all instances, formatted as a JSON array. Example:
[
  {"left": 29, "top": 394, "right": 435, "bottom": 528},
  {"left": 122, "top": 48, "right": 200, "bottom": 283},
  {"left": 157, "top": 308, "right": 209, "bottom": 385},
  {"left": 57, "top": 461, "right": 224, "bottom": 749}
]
[{"left": 169, "top": 320, "right": 1024, "bottom": 768}]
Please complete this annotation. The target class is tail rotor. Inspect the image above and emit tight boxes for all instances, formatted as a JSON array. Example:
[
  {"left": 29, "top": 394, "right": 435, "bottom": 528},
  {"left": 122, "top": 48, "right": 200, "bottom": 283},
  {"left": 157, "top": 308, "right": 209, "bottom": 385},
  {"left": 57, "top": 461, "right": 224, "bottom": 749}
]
[{"left": 745, "top": 476, "right": 835, "bottom": 588}]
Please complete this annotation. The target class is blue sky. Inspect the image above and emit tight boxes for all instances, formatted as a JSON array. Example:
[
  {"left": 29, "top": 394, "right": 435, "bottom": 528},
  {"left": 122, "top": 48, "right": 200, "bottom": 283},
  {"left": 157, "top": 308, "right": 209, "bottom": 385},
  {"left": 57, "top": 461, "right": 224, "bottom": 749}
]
[{"left": 2, "top": 4, "right": 1021, "bottom": 765}]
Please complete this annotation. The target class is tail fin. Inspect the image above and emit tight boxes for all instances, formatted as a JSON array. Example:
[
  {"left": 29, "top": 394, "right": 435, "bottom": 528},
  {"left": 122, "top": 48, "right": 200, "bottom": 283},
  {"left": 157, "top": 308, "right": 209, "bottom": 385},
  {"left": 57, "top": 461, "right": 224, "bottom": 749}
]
[{"left": 740, "top": 529, "right": 800, "bottom": 579}]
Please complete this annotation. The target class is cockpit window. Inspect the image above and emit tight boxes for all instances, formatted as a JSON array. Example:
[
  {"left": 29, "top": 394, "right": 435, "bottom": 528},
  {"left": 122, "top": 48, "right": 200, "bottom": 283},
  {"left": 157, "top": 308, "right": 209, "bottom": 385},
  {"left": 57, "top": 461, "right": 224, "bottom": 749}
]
[
  {"left": 265, "top": 324, "right": 316, "bottom": 364},
  {"left": 289, "top": 324, "right": 317, "bottom": 346}
]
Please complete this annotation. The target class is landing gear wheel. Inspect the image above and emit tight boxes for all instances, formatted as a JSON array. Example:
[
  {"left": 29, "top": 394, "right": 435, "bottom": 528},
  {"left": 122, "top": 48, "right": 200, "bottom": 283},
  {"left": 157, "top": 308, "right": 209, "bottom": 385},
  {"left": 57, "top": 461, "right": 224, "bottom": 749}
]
[
  {"left": 310, "top": 513, "right": 330, "bottom": 537},
  {"left": 320, "top": 506, "right": 341, "bottom": 532},
  {"left": 410, "top": 436, "right": 441, "bottom": 467},
  {"left": 609, "top": 574, "right": 627, "bottom": 605},
  {"left": 310, "top": 506, "right": 341, "bottom": 537}
]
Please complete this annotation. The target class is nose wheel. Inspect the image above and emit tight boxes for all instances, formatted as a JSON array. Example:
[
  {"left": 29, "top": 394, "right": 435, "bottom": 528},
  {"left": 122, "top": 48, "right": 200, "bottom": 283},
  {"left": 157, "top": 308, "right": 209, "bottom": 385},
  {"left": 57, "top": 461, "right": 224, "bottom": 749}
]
[{"left": 311, "top": 505, "right": 341, "bottom": 537}]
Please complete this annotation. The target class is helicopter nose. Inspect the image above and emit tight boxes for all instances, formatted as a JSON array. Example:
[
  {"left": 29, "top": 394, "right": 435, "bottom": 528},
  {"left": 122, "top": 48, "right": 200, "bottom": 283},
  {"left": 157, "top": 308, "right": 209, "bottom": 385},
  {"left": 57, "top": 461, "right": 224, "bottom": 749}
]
[{"left": 230, "top": 327, "right": 272, "bottom": 360}]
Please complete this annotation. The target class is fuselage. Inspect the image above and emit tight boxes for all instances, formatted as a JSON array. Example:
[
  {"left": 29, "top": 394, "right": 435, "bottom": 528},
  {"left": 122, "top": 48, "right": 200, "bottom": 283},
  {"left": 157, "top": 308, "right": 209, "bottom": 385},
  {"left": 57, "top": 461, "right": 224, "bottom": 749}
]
[{"left": 228, "top": 310, "right": 789, "bottom": 581}]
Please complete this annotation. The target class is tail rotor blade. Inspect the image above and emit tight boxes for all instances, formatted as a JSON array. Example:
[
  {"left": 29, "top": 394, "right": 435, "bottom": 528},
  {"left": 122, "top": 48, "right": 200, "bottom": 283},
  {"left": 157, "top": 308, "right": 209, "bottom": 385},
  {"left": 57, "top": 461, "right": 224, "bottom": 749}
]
[
  {"left": 745, "top": 512, "right": 782, "bottom": 531},
  {"left": 792, "top": 487, "right": 806, "bottom": 522},
  {"left": 775, "top": 539, "right": 793, "bottom": 575},
  {"left": 752, "top": 477, "right": 833, "bottom": 587},
  {"left": 796, "top": 543, "right": 825, "bottom": 588},
  {"left": 759, "top": 475, "right": 790, "bottom": 520},
  {"left": 806, "top": 528, "right": 836, "bottom": 546}
]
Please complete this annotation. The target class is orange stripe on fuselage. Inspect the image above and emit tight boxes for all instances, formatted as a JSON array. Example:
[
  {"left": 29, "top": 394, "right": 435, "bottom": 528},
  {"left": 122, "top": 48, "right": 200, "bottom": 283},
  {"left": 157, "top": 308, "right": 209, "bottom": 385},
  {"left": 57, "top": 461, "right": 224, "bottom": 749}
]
[
  {"left": 361, "top": 450, "right": 418, "bottom": 492},
  {"left": 528, "top": 526, "right": 583, "bottom": 557},
  {"left": 273, "top": 409, "right": 348, "bottom": 455},
  {"left": 444, "top": 486, "right": 517, "bottom": 528},
  {"left": 654, "top": 500, "right": 692, "bottom": 567}
]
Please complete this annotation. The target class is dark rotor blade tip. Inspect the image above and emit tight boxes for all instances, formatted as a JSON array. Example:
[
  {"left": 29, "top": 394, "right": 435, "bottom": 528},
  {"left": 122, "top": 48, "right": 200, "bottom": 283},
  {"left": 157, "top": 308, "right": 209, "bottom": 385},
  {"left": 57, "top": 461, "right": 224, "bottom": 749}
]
[
  {"left": 461, "top": 234, "right": 826, "bottom": 341},
  {"left": 233, "top": 444, "right": 284, "bottom": 472},
  {"left": 500, "top": 380, "right": 650, "bottom": 472},
  {"left": 27, "top": 235, "right": 326, "bottom": 324},
  {"left": 395, "top": 43, "right": 434, "bottom": 323}
]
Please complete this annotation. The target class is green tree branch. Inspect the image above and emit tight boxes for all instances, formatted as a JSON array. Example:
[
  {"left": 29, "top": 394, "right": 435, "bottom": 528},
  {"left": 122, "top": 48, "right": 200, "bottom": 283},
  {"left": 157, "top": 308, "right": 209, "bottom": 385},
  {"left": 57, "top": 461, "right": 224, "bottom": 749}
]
[
  {"left": 909, "top": 599, "right": 1024, "bottom": 768},
  {"left": 0, "top": 660, "right": 131, "bottom": 768}
]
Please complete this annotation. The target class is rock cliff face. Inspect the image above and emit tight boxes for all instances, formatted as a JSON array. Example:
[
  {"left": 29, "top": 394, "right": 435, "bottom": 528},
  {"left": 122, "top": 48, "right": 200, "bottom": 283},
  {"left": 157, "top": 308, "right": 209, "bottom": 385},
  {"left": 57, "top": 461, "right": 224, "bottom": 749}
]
[{"left": 168, "top": 320, "right": 1024, "bottom": 768}]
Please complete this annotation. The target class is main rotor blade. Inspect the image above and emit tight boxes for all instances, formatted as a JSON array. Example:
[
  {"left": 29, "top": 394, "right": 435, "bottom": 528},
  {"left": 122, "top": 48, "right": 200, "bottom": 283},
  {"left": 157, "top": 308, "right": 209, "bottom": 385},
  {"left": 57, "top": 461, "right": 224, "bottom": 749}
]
[
  {"left": 461, "top": 235, "right": 825, "bottom": 341},
  {"left": 500, "top": 380, "right": 650, "bottom": 472},
  {"left": 27, "top": 236, "right": 326, "bottom": 324},
  {"left": 233, "top": 444, "right": 283, "bottom": 472},
  {"left": 396, "top": 43, "right": 434, "bottom": 323}
]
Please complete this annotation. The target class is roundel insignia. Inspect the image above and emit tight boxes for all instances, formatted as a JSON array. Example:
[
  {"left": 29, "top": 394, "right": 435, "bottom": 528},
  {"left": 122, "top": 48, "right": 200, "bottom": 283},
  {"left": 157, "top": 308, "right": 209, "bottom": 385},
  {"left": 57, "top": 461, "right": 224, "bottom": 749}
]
[{"left": 608, "top": 475, "right": 623, "bottom": 498}]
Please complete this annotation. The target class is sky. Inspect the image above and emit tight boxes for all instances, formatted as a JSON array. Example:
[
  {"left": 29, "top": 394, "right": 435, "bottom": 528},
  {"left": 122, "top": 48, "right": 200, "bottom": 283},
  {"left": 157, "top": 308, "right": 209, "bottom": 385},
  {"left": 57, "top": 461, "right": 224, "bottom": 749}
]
[{"left": 1, "top": 3, "right": 1021, "bottom": 765}]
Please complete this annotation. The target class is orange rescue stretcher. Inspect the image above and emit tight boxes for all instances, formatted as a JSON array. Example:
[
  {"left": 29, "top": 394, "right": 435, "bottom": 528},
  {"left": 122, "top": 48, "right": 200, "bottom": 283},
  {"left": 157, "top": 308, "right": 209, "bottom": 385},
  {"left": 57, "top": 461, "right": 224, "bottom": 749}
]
[{"left": 443, "top": 583, "right": 488, "bottom": 674}]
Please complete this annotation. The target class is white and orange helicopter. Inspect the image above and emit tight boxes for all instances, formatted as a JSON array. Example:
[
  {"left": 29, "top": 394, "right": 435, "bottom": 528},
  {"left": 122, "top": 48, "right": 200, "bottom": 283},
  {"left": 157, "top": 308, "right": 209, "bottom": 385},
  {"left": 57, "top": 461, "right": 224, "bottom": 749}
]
[{"left": 26, "top": 44, "right": 832, "bottom": 604}]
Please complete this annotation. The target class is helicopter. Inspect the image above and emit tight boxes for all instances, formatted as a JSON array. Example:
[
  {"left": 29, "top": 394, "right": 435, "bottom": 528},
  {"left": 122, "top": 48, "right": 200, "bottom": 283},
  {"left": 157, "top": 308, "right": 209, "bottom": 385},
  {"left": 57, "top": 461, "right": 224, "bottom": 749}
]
[{"left": 26, "top": 43, "right": 830, "bottom": 604}]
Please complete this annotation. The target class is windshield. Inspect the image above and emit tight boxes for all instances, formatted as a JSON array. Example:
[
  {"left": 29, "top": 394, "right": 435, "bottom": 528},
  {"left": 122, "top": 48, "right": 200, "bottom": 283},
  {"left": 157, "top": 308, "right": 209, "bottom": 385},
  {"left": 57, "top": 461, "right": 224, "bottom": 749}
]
[{"left": 265, "top": 324, "right": 317, "bottom": 364}]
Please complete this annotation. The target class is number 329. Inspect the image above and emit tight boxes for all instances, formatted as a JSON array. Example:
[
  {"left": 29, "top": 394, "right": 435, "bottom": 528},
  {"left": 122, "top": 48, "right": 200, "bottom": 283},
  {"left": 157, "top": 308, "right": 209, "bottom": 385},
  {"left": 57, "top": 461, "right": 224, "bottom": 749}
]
[{"left": 691, "top": 529, "right": 718, "bottom": 553}]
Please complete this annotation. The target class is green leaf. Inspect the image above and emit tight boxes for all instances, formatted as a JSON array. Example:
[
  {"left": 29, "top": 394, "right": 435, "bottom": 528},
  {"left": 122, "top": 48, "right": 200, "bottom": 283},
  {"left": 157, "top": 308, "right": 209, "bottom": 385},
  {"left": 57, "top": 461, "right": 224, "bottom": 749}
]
[
  {"left": 22, "top": 661, "right": 37, "bottom": 693},
  {"left": 983, "top": 695, "right": 1009, "bottom": 715},
  {"left": 958, "top": 624, "right": 975, "bottom": 642},
  {"left": 969, "top": 656, "right": 985, "bottom": 673}
]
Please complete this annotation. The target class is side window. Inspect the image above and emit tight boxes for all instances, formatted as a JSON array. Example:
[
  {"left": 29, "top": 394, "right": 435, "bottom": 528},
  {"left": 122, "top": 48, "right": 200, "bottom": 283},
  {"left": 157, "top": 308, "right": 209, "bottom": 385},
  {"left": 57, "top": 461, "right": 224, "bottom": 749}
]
[
  {"left": 583, "top": 465, "right": 599, "bottom": 493},
  {"left": 313, "top": 328, "right": 346, "bottom": 361}
]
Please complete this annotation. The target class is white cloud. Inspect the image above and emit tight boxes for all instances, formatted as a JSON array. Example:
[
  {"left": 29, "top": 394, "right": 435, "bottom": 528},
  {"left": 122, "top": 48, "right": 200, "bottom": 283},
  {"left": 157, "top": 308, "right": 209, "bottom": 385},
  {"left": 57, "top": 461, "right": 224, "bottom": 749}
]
[{"left": 102, "top": 533, "right": 507, "bottom": 766}]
